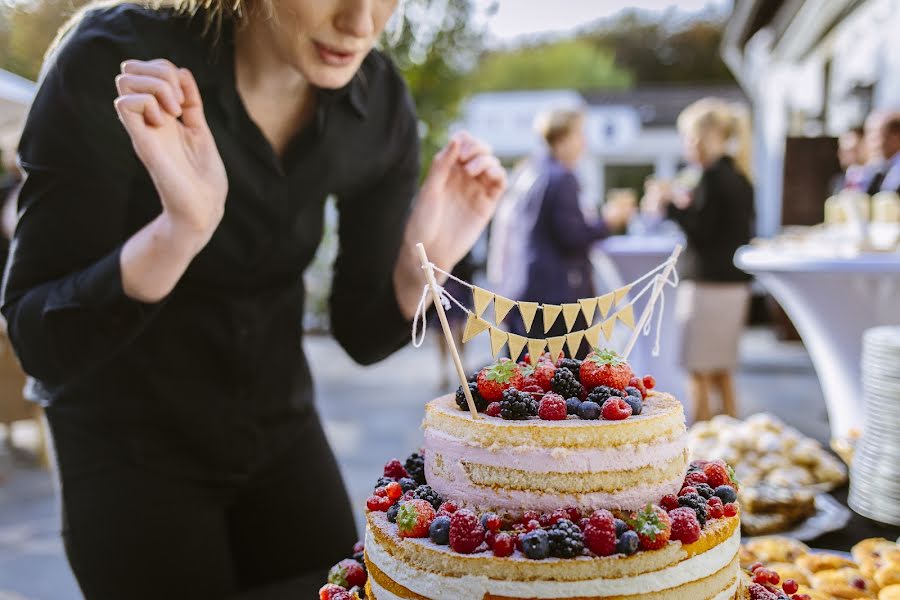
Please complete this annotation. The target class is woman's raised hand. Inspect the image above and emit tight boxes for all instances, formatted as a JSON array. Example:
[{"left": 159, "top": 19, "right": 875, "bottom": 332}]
[
  {"left": 407, "top": 131, "right": 506, "bottom": 270},
  {"left": 114, "top": 59, "right": 227, "bottom": 247}
]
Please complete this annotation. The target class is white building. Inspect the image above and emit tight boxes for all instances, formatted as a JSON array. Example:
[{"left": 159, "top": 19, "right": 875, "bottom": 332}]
[
  {"left": 455, "top": 85, "right": 746, "bottom": 207},
  {"left": 723, "top": 0, "right": 900, "bottom": 236}
]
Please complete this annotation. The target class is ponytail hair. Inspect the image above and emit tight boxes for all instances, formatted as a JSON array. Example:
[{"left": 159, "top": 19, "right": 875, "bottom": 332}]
[{"left": 677, "top": 98, "right": 753, "bottom": 181}]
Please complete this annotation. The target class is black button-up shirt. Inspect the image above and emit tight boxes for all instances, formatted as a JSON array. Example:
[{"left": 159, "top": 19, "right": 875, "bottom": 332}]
[{"left": 2, "top": 4, "right": 419, "bottom": 479}]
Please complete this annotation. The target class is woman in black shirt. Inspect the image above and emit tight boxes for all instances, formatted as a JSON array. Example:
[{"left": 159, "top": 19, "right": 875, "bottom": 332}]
[
  {"left": 649, "top": 98, "right": 754, "bottom": 423},
  {"left": 1, "top": 1, "right": 505, "bottom": 598}
]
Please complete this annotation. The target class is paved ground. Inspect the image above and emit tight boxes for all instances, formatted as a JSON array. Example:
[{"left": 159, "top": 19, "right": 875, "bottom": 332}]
[{"left": 0, "top": 328, "right": 828, "bottom": 600}]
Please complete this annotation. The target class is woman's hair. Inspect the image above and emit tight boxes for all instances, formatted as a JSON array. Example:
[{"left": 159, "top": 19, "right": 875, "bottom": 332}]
[
  {"left": 534, "top": 108, "right": 584, "bottom": 148},
  {"left": 49, "top": 0, "right": 270, "bottom": 57},
  {"left": 677, "top": 98, "right": 753, "bottom": 180}
]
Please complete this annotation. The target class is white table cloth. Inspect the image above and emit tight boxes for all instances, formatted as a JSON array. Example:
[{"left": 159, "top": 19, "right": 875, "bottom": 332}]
[
  {"left": 735, "top": 246, "right": 900, "bottom": 440},
  {"left": 592, "top": 235, "right": 688, "bottom": 413}
]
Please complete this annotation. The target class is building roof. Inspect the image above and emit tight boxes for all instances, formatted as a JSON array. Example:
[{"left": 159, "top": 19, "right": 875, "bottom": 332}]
[{"left": 580, "top": 85, "right": 747, "bottom": 127}]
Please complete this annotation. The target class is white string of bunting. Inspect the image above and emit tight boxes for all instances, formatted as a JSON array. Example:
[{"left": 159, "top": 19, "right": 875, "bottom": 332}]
[{"left": 411, "top": 245, "right": 682, "bottom": 367}]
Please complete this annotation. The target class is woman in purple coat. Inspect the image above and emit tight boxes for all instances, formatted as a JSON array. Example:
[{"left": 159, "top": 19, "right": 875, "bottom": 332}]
[{"left": 501, "top": 109, "right": 631, "bottom": 353}]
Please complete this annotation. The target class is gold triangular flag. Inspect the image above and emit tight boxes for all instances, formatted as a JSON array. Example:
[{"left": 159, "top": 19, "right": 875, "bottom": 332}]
[
  {"left": 597, "top": 293, "right": 615, "bottom": 318},
  {"left": 561, "top": 303, "right": 581, "bottom": 331},
  {"left": 615, "top": 304, "right": 635, "bottom": 329},
  {"left": 601, "top": 317, "right": 616, "bottom": 341},
  {"left": 547, "top": 335, "right": 566, "bottom": 362},
  {"left": 566, "top": 331, "right": 584, "bottom": 357},
  {"left": 583, "top": 324, "right": 602, "bottom": 348},
  {"left": 462, "top": 313, "right": 491, "bottom": 343},
  {"left": 542, "top": 304, "right": 562, "bottom": 333},
  {"left": 494, "top": 295, "right": 517, "bottom": 324},
  {"left": 507, "top": 333, "right": 528, "bottom": 362},
  {"left": 579, "top": 298, "right": 597, "bottom": 326},
  {"left": 518, "top": 302, "right": 539, "bottom": 332},
  {"left": 527, "top": 338, "right": 546, "bottom": 366},
  {"left": 473, "top": 287, "right": 494, "bottom": 318},
  {"left": 613, "top": 284, "right": 632, "bottom": 307},
  {"left": 489, "top": 327, "right": 509, "bottom": 357}
]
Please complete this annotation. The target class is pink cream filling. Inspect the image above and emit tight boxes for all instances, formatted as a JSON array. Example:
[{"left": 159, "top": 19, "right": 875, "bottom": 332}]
[
  {"left": 423, "top": 429, "right": 687, "bottom": 513},
  {"left": 423, "top": 429, "right": 687, "bottom": 474}
]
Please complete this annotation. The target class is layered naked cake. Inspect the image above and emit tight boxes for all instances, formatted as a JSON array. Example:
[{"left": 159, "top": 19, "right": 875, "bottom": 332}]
[
  {"left": 424, "top": 392, "right": 689, "bottom": 514},
  {"left": 324, "top": 351, "right": 743, "bottom": 600}
]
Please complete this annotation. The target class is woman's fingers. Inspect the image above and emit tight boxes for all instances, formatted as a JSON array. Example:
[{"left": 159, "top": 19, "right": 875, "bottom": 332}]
[
  {"left": 114, "top": 93, "right": 165, "bottom": 130},
  {"left": 462, "top": 154, "right": 501, "bottom": 178},
  {"left": 116, "top": 73, "right": 182, "bottom": 117},
  {"left": 177, "top": 68, "right": 206, "bottom": 130},
  {"left": 452, "top": 130, "right": 492, "bottom": 162},
  {"left": 121, "top": 59, "right": 184, "bottom": 102}
]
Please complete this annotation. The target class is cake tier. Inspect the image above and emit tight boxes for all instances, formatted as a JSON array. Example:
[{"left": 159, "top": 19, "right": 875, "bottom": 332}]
[
  {"left": 423, "top": 392, "right": 689, "bottom": 513},
  {"left": 363, "top": 511, "right": 741, "bottom": 600}
]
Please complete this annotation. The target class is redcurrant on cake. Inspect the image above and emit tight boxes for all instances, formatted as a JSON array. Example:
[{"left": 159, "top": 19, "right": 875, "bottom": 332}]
[{"left": 356, "top": 350, "right": 743, "bottom": 600}]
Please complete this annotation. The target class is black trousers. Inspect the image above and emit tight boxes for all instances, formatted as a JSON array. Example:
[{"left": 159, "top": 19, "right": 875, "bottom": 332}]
[{"left": 46, "top": 410, "right": 357, "bottom": 600}]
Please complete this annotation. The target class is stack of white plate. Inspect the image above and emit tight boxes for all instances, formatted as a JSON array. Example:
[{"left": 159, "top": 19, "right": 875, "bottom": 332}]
[{"left": 849, "top": 326, "right": 900, "bottom": 525}]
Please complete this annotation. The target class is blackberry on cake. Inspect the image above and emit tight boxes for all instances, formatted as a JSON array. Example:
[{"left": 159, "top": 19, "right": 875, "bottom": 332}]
[
  {"left": 404, "top": 452, "right": 427, "bottom": 486},
  {"left": 677, "top": 492, "right": 709, "bottom": 526},
  {"left": 585, "top": 385, "right": 626, "bottom": 404},
  {"left": 455, "top": 381, "right": 488, "bottom": 413},
  {"left": 499, "top": 388, "right": 537, "bottom": 420},
  {"left": 550, "top": 367, "right": 583, "bottom": 398},
  {"left": 694, "top": 483, "right": 715, "bottom": 499},
  {"left": 556, "top": 358, "right": 582, "bottom": 380},
  {"left": 411, "top": 485, "right": 443, "bottom": 511},
  {"left": 374, "top": 476, "right": 394, "bottom": 491},
  {"left": 547, "top": 519, "right": 585, "bottom": 558}
]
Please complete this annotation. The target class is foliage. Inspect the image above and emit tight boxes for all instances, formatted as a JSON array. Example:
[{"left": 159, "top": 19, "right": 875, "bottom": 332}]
[
  {"left": 587, "top": 9, "right": 735, "bottom": 85},
  {"left": 469, "top": 39, "right": 631, "bottom": 93},
  {"left": 380, "top": 0, "right": 484, "bottom": 176}
]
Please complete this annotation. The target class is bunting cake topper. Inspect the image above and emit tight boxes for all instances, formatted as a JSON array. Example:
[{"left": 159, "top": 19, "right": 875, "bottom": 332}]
[{"left": 412, "top": 243, "right": 682, "bottom": 418}]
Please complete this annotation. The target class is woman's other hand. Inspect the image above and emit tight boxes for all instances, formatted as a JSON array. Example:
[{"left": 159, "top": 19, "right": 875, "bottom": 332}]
[
  {"left": 395, "top": 131, "right": 506, "bottom": 319},
  {"left": 115, "top": 59, "right": 227, "bottom": 249}
]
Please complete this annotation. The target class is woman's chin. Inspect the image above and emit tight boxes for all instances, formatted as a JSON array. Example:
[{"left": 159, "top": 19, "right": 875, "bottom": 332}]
[{"left": 305, "top": 63, "right": 362, "bottom": 90}]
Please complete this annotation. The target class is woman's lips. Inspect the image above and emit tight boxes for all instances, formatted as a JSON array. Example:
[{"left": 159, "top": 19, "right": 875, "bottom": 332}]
[{"left": 314, "top": 42, "right": 357, "bottom": 66}]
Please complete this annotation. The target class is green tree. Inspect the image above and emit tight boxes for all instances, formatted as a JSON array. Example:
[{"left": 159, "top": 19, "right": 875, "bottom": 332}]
[
  {"left": 381, "top": 0, "right": 483, "bottom": 175},
  {"left": 587, "top": 10, "right": 735, "bottom": 84},
  {"left": 470, "top": 39, "right": 631, "bottom": 93}
]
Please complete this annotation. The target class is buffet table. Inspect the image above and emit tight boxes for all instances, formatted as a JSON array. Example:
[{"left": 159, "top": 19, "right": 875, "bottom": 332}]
[
  {"left": 734, "top": 246, "right": 900, "bottom": 440},
  {"left": 592, "top": 235, "right": 687, "bottom": 412}
]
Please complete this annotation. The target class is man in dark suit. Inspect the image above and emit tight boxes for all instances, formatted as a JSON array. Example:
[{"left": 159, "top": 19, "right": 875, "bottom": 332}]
[{"left": 864, "top": 111, "right": 900, "bottom": 194}]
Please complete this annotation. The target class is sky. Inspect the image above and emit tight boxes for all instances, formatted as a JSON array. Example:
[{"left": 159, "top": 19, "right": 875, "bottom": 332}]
[{"left": 475, "top": 0, "right": 732, "bottom": 44}]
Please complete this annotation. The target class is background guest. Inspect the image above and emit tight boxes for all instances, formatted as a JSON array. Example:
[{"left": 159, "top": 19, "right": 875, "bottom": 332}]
[
  {"left": 492, "top": 109, "right": 632, "bottom": 354},
  {"left": 647, "top": 98, "right": 755, "bottom": 422},
  {"left": 833, "top": 126, "right": 868, "bottom": 193},
  {"left": 864, "top": 110, "right": 900, "bottom": 195}
]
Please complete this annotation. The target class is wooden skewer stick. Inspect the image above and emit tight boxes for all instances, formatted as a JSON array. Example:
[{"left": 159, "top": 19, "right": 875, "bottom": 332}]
[
  {"left": 622, "top": 244, "right": 683, "bottom": 360},
  {"left": 415, "top": 243, "right": 479, "bottom": 419}
]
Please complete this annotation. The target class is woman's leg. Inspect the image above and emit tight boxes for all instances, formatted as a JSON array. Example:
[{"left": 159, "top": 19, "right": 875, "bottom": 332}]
[
  {"left": 689, "top": 372, "right": 712, "bottom": 422},
  {"left": 712, "top": 370, "right": 738, "bottom": 417},
  {"left": 227, "top": 411, "right": 357, "bottom": 595}
]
